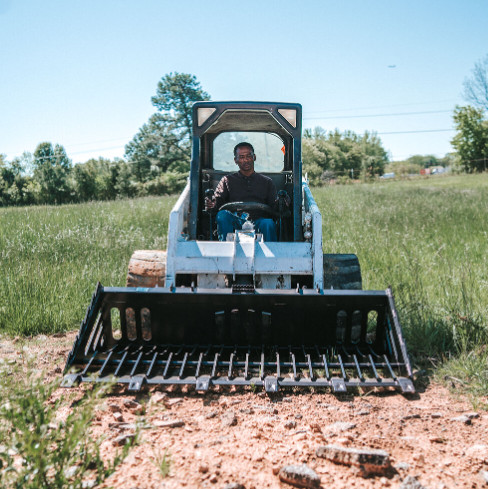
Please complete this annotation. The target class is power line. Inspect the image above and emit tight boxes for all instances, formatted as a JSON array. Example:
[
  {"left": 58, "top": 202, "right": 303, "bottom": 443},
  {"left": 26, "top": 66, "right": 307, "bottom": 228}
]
[
  {"left": 304, "top": 109, "right": 452, "bottom": 120},
  {"left": 305, "top": 99, "right": 458, "bottom": 114},
  {"left": 376, "top": 128, "right": 455, "bottom": 135},
  {"left": 70, "top": 145, "right": 126, "bottom": 156}
]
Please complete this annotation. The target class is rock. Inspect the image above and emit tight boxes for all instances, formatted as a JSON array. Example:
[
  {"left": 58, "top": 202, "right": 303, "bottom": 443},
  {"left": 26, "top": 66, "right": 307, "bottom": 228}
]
[
  {"left": 466, "top": 444, "right": 488, "bottom": 461},
  {"left": 284, "top": 420, "right": 297, "bottom": 429},
  {"left": 165, "top": 398, "right": 183, "bottom": 407},
  {"left": 451, "top": 415, "right": 472, "bottom": 425},
  {"left": 152, "top": 419, "right": 185, "bottom": 428},
  {"left": 223, "top": 484, "right": 245, "bottom": 489},
  {"left": 64, "top": 465, "right": 79, "bottom": 478},
  {"left": 220, "top": 410, "right": 238, "bottom": 427},
  {"left": 399, "top": 475, "right": 427, "bottom": 489},
  {"left": 413, "top": 454, "right": 425, "bottom": 465},
  {"left": 466, "top": 412, "right": 480, "bottom": 419},
  {"left": 124, "top": 399, "right": 144, "bottom": 413},
  {"left": 323, "top": 422, "right": 356, "bottom": 434},
  {"left": 401, "top": 413, "right": 421, "bottom": 420},
  {"left": 81, "top": 480, "right": 97, "bottom": 489},
  {"left": 431, "top": 412, "right": 443, "bottom": 419},
  {"left": 240, "top": 408, "right": 254, "bottom": 415},
  {"left": 316, "top": 445, "right": 391, "bottom": 477},
  {"left": 107, "top": 403, "right": 120, "bottom": 412},
  {"left": 479, "top": 470, "right": 488, "bottom": 484},
  {"left": 309, "top": 423, "right": 322, "bottom": 433},
  {"left": 394, "top": 462, "right": 410, "bottom": 471},
  {"left": 278, "top": 464, "right": 321, "bottom": 489},
  {"left": 429, "top": 435, "right": 446, "bottom": 443},
  {"left": 109, "top": 422, "right": 137, "bottom": 431},
  {"left": 112, "top": 433, "right": 136, "bottom": 446},
  {"left": 113, "top": 412, "right": 124, "bottom": 422},
  {"left": 209, "top": 473, "right": 218, "bottom": 483},
  {"left": 149, "top": 391, "right": 167, "bottom": 406}
]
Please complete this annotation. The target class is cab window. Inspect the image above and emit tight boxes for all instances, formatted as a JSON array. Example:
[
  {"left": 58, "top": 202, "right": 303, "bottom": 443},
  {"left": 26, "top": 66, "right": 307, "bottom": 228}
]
[{"left": 213, "top": 132, "right": 285, "bottom": 172}]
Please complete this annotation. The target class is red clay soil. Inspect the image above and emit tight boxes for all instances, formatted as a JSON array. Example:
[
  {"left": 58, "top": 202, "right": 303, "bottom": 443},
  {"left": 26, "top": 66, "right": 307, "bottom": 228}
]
[{"left": 1, "top": 332, "right": 488, "bottom": 489}]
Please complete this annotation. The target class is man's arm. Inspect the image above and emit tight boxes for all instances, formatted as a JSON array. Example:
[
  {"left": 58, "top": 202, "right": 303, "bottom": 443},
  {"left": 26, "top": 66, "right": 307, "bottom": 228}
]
[{"left": 205, "top": 176, "right": 229, "bottom": 213}]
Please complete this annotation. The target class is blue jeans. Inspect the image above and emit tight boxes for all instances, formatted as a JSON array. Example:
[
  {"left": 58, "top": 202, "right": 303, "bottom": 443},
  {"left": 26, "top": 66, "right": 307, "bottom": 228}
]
[{"left": 216, "top": 210, "right": 277, "bottom": 242}]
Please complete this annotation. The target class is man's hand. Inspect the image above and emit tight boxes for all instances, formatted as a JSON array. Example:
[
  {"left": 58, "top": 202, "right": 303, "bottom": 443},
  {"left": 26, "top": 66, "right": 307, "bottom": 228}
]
[
  {"left": 277, "top": 190, "right": 291, "bottom": 207},
  {"left": 205, "top": 189, "right": 216, "bottom": 211},
  {"left": 205, "top": 197, "right": 216, "bottom": 211}
]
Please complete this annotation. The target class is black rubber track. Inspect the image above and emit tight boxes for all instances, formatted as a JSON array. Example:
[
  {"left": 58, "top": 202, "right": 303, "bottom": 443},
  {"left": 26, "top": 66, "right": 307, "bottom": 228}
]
[{"left": 323, "top": 253, "right": 362, "bottom": 290}]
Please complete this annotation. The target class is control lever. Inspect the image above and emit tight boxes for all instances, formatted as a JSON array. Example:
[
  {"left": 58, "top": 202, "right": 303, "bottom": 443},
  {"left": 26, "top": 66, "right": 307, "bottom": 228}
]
[
  {"left": 277, "top": 190, "right": 290, "bottom": 241},
  {"left": 204, "top": 189, "right": 215, "bottom": 241}
]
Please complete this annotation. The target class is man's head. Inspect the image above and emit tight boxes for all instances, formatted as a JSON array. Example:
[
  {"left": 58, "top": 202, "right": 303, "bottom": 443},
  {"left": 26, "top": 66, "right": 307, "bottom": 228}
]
[{"left": 234, "top": 142, "right": 256, "bottom": 176}]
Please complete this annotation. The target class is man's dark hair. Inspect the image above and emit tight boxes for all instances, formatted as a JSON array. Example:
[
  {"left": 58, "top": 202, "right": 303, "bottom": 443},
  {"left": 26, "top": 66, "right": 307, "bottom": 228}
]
[{"left": 234, "top": 142, "right": 254, "bottom": 157}]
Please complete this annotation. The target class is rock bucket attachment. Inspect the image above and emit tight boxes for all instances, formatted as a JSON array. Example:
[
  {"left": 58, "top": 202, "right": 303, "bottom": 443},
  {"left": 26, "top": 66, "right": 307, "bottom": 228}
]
[{"left": 63, "top": 284, "right": 415, "bottom": 394}]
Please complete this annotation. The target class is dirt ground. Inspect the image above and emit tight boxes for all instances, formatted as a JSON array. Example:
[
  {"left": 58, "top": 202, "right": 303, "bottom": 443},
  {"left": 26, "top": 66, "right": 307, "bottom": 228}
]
[{"left": 1, "top": 332, "right": 488, "bottom": 489}]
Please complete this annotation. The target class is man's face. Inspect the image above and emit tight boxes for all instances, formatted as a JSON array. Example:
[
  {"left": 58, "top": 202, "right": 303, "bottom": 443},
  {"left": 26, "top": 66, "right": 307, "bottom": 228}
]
[{"left": 234, "top": 146, "right": 256, "bottom": 173}]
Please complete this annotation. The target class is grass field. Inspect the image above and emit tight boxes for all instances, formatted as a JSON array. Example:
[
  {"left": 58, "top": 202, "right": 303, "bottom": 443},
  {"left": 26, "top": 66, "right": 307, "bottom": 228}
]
[
  {"left": 314, "top": 174, "right": 488, "bottom": 358},
  {"left": 1, "top": 174, "right": 487, "bottom": 385},
  {"left": 0, "top": 197, "right": 175, "bottom": 335}
]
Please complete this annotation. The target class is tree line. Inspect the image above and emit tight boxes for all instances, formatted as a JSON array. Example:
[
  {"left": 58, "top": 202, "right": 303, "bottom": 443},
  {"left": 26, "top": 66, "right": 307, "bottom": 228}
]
[{"left": 2, "top": 59, "right": 488, "bottom": 207}]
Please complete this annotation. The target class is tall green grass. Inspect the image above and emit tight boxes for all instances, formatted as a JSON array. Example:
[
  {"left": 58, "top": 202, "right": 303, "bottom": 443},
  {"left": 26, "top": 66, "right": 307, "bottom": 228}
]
[
  {"left": 314, "top": 173, "right": 488, "bottom": 358},
  {"left": 0, "top": 196, "right": 176, "bottom": 335},
  {"left": 1, "top": 174, "right": 487, "bottom": 362}
]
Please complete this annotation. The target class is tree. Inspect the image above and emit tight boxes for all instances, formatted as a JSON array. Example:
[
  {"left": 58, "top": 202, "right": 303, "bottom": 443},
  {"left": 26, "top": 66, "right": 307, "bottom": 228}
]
[
  {"left": 0, "top": 154, "right": 37, "bottom": 206},
  {"left": 73, "top": 157, "right": 121, "bottom": 202},
  {"left": 33, "top": 142, "right": 72, "bottom": 203},
  {"left": 302, "top": 127, "right": 388, "bottom": 184},
  {"left": 451, "top": 106, "right": 488, "bottom": 172},
  {"left": 125, "top": 73, "right": 210, "bottom": 181},
  {"left": 463, "top": 54, "right": 488, "bottom": 110}
]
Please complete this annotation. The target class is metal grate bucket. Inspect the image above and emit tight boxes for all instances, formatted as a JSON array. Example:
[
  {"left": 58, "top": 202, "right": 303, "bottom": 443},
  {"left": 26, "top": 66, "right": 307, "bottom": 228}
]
[{"left": 62, "top": 284, "right": 415, "bottom": 394}]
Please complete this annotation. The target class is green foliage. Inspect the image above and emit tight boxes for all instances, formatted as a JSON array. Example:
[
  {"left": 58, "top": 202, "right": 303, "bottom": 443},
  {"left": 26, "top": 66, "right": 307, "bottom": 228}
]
[
  {"left": 152, "top": 449, "right": 171, "bottom": 478},
  {"left": 0, "top": 196, "right": 175, "bottom": 335},
  {"left": 0, "top": 373, "right": 134, "bottom": 489},
  {"left": 0, "top": 72, "right": 208, "bottom": 207},
  {"left": 451, "top": 105, "right": 488, "bottom": 172},
  {"left": 151, "top": 72, "right": 210, "bottom": 134},
  {"left": 125, "top": 72, "right": 210, "bottom": 179},
  {"left": 302, "top": 127, "right": 388, "bottom": 183},
  {"left": 463, "top": 53, "right": 488, "bottom": 111},
  {"left": 315, "top": 173, "right": 488, "bottom": 360},
  {"left": 73, "top": 157, "right": 120, "bottom": 201},
  {"left": 437, "top": 348, "right": 488, "bottom": 403},
  {"left": 0, "top": 153, "right": 37, "bottom": 206},
  {"left": 33, "top": 142, "right": 73, "bottom": 204}
]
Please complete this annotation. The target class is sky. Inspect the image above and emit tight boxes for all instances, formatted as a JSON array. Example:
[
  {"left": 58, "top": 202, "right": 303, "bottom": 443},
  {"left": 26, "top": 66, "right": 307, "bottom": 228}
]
[{"left": 1, "top": 0, "right": 487, "bottom": 164}]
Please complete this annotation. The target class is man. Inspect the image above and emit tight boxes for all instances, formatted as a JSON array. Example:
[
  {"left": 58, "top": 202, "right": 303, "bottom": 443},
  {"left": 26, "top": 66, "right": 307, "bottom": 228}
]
[{"left": 206, "top": 142, "right": 278, "bottom": 241}]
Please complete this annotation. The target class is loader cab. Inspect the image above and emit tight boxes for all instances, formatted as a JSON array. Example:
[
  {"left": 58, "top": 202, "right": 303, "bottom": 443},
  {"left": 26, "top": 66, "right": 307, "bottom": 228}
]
[{"left": 188, "top": 102, "right": 303, "bottom": 242}]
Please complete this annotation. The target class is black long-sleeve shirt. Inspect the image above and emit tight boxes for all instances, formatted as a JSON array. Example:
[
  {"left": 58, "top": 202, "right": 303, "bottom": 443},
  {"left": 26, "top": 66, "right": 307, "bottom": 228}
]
[{"left": 213, "top": 171, "right": 277, "bottom": 220}]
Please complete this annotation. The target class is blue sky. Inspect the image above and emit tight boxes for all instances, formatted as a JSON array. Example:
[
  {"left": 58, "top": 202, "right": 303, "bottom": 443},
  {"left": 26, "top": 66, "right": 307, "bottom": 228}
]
[{"left": 1, "top": 0, "right": 487, "bottom": 164}]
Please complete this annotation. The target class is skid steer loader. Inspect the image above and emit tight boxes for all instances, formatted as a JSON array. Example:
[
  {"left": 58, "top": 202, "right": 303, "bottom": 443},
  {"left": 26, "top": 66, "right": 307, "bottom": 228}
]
[{"left": 63, "top": 102, "right": 415, "bottom": 394}]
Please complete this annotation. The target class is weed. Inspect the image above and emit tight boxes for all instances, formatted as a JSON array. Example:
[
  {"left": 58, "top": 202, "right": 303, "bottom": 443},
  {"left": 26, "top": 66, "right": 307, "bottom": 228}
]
[
  {"left": 152, "top": 449, "right": 171, "bottom": 478},
  {"left": 315, "top": 173, "right": 488, "bottom": 396},
  {"left": 437, "top": 347, "right": 488, "bottom": 406},
  {"left": 0, "top": 196, "right": 175, "bottom": 336},
  {"left": 0, "top": 367, "right": 135, "bottom": 489}
]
